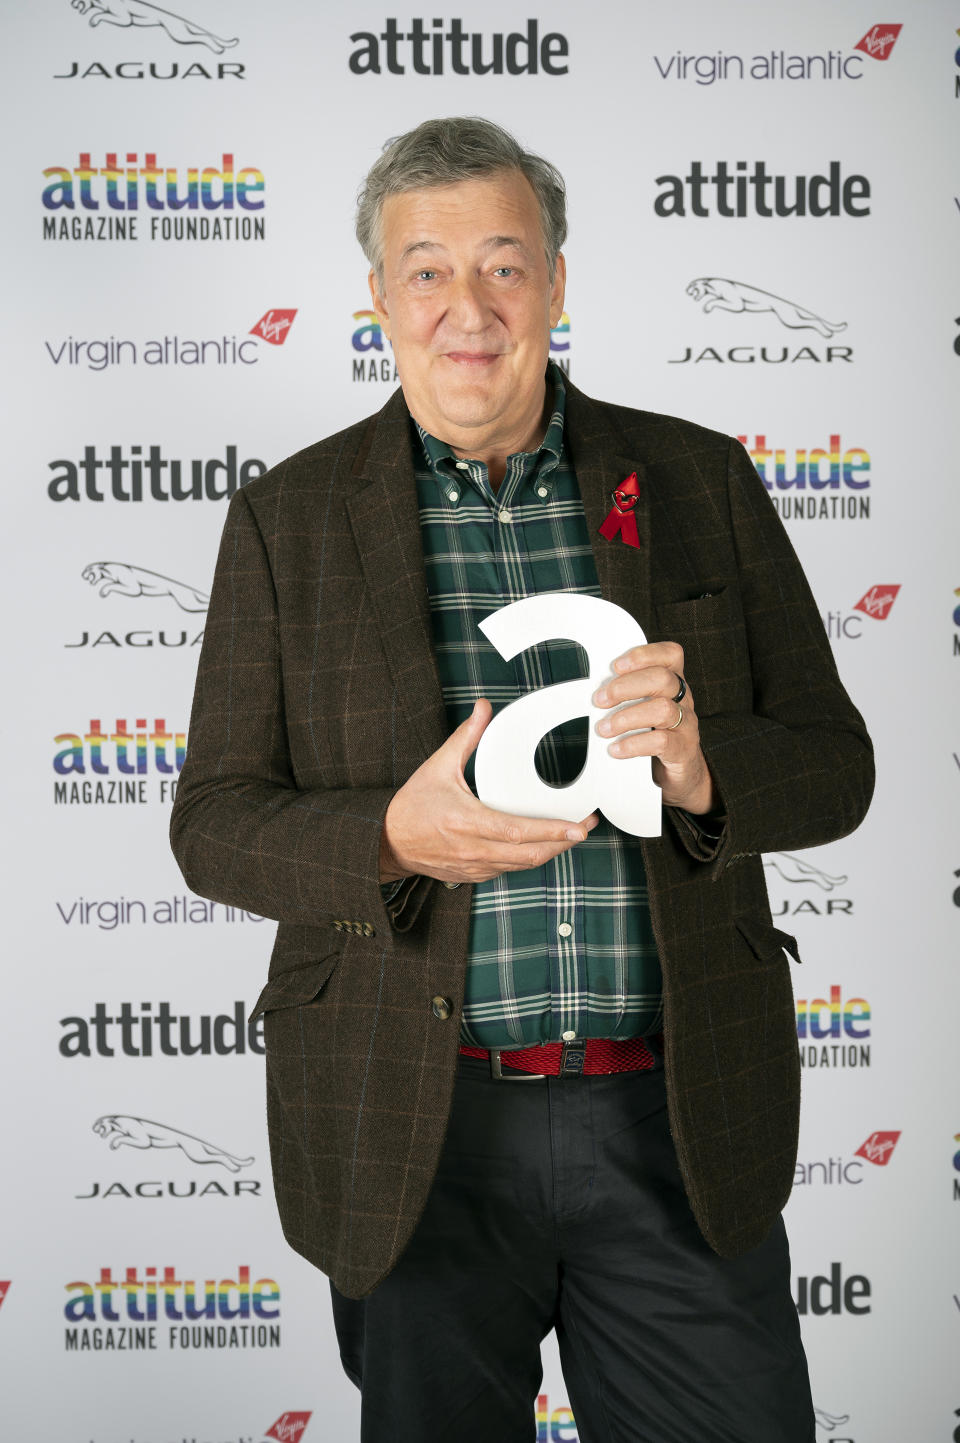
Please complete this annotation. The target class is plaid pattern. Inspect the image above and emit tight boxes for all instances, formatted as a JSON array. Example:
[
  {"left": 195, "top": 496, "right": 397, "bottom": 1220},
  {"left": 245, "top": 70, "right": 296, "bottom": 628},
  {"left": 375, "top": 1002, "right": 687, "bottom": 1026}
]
[
  {"left": 413, "top": 366, "right": 662, "bottom": 1048},
  {"left": 170, "top": 374, "right": 874, "bottom": 1295}
]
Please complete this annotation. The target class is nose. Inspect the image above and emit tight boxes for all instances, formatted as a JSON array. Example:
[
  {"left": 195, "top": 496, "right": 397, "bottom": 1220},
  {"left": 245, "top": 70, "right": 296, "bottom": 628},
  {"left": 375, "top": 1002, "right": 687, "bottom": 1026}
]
[{"left": 445, "top": 273, "right": 493, "bottom": 334}]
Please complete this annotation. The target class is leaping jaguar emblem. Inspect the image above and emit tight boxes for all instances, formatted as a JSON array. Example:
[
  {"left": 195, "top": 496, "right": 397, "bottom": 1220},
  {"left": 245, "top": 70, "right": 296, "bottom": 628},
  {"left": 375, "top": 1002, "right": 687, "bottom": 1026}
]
[
  {"left": 70, "top": 0, "right": 238, "bottom": 53},
  {"left": 686, "top": 278, "right": 847, "bottom": 338},
  {"left": 82, "top": 561, "right": 209, "bottom": 612},
  {"left": 93, "top": 1115, "right": 253, "bottom": 1171}
]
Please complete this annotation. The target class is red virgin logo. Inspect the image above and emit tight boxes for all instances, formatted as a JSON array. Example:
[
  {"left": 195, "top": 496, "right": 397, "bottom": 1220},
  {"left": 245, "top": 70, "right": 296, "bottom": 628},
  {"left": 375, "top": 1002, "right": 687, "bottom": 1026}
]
[
  {"left": 854, "top": 24, "right": 903, "bottom": 61},
  {"left": 250, "top": 310, "right": 298, "bottom": 345},
  {"left": 0, "top": 1281, "right": 10, "bottom": 1311},
  {"left": 855, "top": 1130, "right": 901, "bottom": 1166},
  {"left": 852, "top": 584, "right": 900, "bottom": 620},
  {"left": 264, "top": 1415, "right": 312, "bottom": 1443}
]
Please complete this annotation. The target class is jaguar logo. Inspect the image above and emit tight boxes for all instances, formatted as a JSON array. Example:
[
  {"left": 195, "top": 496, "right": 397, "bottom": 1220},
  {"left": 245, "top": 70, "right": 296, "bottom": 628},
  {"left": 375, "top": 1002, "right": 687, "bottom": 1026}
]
[{"left": 70, "top": 0, "right": 238, "bottom": 53}]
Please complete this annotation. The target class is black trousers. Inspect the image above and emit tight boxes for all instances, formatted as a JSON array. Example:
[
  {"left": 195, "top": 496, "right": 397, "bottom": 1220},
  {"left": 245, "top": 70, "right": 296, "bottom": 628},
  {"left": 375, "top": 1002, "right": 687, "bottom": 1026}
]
[{"left": 331, "top": 1053, "right": 814, "bottom": 1443}]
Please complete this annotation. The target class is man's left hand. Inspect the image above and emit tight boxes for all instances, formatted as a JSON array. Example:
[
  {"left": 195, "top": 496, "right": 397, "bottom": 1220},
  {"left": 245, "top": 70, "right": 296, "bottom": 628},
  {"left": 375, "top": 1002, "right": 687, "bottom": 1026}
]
[{"left": 592, "top": 641, "right": 718, "bottom": 815}]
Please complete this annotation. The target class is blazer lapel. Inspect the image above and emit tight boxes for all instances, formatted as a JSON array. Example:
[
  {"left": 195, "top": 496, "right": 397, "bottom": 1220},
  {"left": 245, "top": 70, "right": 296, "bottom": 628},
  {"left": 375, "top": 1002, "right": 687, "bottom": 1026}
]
[
  {"left": 564, "top": 380, "right": 654, "bottom": 636},
  {"left": 345, "top": 391, "right": 449, "bottom": 764}
]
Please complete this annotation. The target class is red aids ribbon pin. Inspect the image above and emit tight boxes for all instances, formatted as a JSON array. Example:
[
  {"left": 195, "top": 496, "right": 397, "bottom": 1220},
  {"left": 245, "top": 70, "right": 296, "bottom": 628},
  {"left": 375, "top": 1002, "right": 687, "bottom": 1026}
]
[{"left": 598, "top": 473, "right": 641, "bottom": 549}]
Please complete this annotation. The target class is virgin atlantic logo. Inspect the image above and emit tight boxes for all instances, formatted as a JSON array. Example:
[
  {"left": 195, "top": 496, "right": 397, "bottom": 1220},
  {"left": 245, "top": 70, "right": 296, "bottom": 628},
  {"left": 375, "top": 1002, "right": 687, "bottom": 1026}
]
[
  {"left": 264, "top": 1415, "right": 312, "bottom": 1443},
  {"left": 250, "top": 310, "right": 297, "bottom": 346},
  {"left": 854, "top": 24, "right": 903, "bottom": 61},
  {"left": 854, "top": 1130, "right": 901, "bottom": 1166},
  {"left": 852, "top": 584, "right": 900, "bottom": 620}
]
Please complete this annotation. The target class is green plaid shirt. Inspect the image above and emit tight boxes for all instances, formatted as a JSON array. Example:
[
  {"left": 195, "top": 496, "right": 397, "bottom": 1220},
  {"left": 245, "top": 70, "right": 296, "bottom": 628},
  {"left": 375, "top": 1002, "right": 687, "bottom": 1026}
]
[{"left": 414, "top": 363, "right": 663, "bottom": 1048}]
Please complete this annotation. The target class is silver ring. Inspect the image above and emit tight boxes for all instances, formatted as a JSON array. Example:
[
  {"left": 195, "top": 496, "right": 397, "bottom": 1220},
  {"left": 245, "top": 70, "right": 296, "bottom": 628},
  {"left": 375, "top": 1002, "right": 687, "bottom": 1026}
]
[
  {"left": 672, "top": 675, "right": 687, "bottom": 705},
  {"left": 666, "top": 705, "right": 683, "bottom": 731}
]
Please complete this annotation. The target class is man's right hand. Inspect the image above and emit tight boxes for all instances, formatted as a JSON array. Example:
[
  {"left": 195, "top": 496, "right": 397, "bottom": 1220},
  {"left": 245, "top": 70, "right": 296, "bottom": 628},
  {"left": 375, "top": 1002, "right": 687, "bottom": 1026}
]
[{"left": 380, "top": 699, "right": 599, "bottom": 885}]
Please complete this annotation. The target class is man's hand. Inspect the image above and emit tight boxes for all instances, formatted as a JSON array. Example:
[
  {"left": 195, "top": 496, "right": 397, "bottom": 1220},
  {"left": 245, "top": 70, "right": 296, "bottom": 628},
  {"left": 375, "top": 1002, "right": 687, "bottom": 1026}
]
[
  {"left": 592, "top": 641, "right": 718, "bottom": 815},
  {"left": 380, "top": 699, "right": 599, "bottom": 884}
]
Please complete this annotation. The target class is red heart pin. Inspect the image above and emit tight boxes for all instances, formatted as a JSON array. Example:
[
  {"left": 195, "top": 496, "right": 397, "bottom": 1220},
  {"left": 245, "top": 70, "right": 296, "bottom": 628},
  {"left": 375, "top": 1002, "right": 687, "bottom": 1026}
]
[{"left": 599, "top": 473, "right": 641, "bottom": 548}]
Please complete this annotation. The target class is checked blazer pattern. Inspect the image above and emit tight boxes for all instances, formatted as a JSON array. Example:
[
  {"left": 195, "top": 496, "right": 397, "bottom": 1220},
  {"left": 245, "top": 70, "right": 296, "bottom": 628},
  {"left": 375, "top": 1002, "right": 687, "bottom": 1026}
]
[{"left": 170, "top": 378, "right": 874, "bottom": 1300}]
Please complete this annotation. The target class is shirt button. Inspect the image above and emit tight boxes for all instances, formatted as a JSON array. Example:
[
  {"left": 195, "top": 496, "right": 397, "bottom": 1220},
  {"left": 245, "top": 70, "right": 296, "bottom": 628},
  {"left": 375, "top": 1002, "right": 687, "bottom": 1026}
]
[
  {"left": 561, "top": 1030, "right": 577, "bottom": 1042},
  {"left": 537, "top": 486, "right": 549, "bottom": 499},
  {"left": 557, "top": 921, "right": 573, "bottom": 938},
  {"left": 431, "top": 996, "right": 453, "bottom": 1021},
  {"left": 443, "top": 881, "right": 461, "bottom": 890},
  {"left": 499, "top": 509, "right": 513, "bottom": 523},
  {"left": 447, "top": 489, "right": 458, "bottom": 502},
  {"left": 456, "top": 461, "right": 469, "bottom": 470}
]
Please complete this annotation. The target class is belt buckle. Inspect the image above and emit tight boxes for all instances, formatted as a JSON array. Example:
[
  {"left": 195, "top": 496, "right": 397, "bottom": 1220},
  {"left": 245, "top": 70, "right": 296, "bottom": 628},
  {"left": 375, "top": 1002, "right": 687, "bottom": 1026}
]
[
  {"left": 559, "top": 1038, "right": 587, "bottom": 1078},
  {"left": 489, "top": 1048, "right": 547, "bottom": 1082}
]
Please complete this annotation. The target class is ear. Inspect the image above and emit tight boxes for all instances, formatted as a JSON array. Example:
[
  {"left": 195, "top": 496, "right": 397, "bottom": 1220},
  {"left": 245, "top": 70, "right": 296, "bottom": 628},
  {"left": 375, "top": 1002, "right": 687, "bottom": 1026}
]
[
  {"left": 368, "top": 269, "right": 392, "bottom": 341},
  {"left": 549, "top": 252, "right": 566, "bottom": 329}
]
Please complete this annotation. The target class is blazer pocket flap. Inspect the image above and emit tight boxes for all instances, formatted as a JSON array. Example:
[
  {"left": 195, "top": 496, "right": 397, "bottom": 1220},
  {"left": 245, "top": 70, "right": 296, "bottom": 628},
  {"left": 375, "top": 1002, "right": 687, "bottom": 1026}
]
[
  {"left": 736, "top": 916, "right": 801, "bottom": 964},
  {"left": 250, "top": 954, "right": 341, "bottom": 1021}
]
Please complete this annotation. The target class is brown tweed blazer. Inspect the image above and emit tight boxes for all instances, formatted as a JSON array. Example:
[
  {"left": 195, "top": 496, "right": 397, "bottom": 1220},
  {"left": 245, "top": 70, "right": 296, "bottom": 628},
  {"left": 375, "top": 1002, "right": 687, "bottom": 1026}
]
[{"left": 170, "top": 377, "right": 874, "bottom": 1300}]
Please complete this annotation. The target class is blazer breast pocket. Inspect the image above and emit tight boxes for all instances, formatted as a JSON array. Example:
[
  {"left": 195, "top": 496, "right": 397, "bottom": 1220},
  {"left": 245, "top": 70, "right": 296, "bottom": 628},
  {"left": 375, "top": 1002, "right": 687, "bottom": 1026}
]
[{"left": 653, "top": 587, "right": 753, "bottom": 715}]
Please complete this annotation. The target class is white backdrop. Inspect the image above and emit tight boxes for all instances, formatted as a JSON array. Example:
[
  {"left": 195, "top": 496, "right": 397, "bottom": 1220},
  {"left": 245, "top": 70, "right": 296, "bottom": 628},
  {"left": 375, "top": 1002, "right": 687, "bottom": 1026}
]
[{"left": 2, "top": 3, "right": 958, "bottom": 1441}]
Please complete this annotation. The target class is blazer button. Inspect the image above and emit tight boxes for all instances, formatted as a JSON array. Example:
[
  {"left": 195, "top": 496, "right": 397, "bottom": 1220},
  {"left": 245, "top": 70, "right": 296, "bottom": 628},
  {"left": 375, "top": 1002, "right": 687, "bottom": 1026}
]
[{"left": 431, "top": 996, "right": 453, "bottom": 1021}]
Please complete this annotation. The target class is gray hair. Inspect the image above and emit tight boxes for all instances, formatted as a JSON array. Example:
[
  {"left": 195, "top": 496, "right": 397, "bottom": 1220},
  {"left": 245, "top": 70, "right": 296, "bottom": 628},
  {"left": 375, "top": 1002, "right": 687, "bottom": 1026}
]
[{"left": 356, "top": 116, "right": 567, "bottom": 285}]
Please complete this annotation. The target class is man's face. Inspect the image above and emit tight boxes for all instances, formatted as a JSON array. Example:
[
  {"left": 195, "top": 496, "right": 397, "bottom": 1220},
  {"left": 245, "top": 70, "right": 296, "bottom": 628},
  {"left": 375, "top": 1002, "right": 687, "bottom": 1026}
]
[{"left": 368, "top": 170, "right": 565, "bottom": 452}]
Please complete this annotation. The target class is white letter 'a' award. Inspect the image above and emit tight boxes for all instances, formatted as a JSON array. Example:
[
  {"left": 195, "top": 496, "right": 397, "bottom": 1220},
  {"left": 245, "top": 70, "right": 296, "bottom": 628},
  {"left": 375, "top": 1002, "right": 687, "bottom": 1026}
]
[{"left": 473, "top": 593, "right": 661, "bottom": 838}]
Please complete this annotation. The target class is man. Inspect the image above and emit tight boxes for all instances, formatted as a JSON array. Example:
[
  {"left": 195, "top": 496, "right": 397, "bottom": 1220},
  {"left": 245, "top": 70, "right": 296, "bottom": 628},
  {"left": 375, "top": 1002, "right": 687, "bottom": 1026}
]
[{"left": 170, "top": 118, "right": 874, "bottom": 1442}]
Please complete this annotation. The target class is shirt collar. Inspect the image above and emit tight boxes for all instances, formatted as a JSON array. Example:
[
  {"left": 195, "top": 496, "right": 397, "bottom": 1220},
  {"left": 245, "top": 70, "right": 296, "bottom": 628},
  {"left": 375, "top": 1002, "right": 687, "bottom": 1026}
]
[{"left": 414, "top": 361, "right": 566, "bottom": 493}]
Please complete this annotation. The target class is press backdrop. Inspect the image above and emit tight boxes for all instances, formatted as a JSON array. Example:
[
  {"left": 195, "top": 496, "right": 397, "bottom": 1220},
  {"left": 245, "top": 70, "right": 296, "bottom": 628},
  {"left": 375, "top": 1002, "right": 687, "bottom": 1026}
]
[{"left": 2, "top": 3, "right": 958, "bottom": 1441}]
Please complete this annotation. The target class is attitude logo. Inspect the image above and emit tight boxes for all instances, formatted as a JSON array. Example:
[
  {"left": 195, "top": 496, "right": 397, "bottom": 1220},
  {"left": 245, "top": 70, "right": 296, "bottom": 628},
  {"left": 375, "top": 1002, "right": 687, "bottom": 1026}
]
[
  {"left": 853, "top": 24, "right": 903, "bottom": 61},
  {"left": 53, "top": 716, "right": 186, "bottom": 805},
  {"left": 855, "top": 1130, "right": 901, "bottom": 1166},
  {"left": 59, "top": 0, "right": 244, "bottom": 80},
  {"left": 49, "top": 446, "right": 267, "bottom": 505},
  {"left": 794, "top": 1263, "right": 871, "bottom": 1316},
  {"left": 59, "top": 1001, "right": 265, "bottom": 1057},
  {"left": 797, "top": 985, "right": 871, "bottom": 1069},
  {"left": 852, "top": 584, "right": 900, "bottom": 620},
  {"left": 671, "top": 278, "right": 852, "bottom": 366},
  {"left": 536, "top": 1394, "right": 578, "bottom": 1442},
  {"left": 956, "top": 28, "right": 960, "bottom": 99},
  {"left": 63, "top": 1263, "right": 280, "bottom": 1353},
  {"left": 953, "top": 587, "right": 960, "bottom": 656},
  {"left": 265, "top": 1417, "right": 312, "bottom": 1443},
  {"left": 737, "top": 434, "right": 870, "bottom": 521},
  {"left": 76, "top": 1114, "right": 262, "bottom": 1202},
  {"left": 348, "top": 19, "right": 569, "bottom": 75},
  {"left": 653, "top": 162, "right": 870, "bottom": 219},
  {"left": 350, "top": 308, "right": 572, "bottom": 381},
  {"left": 42, "top": 151, "right": 264, "bottom": 241},
  {"left": 953, "top": 1134, "right": 960, "bottom": 1201},
  {"left": 764, "top": 852, "right": 852, "bottom": 919}
]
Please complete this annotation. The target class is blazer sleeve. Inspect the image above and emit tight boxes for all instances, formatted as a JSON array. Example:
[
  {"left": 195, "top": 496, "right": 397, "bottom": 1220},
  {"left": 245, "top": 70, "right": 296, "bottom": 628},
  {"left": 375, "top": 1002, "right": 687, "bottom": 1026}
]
[
  {"left": 169, "top": 485, "right": 416, "bottom": 938},
  {"left": 679, "top": 437, "right": 875, "bottom": 875}
]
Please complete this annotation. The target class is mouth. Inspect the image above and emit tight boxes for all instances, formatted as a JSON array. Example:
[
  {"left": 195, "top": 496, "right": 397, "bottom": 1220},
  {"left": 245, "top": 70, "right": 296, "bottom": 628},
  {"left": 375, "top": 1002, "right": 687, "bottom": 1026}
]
[{"left": 442, "top": 351, "right": 503, "bottom": 368}]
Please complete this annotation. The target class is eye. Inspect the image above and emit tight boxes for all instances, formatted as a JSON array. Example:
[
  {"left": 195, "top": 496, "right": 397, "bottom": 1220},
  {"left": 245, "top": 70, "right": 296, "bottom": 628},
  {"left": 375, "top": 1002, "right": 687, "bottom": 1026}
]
[
  {"left": 413, "top": 269, "right": 437, "bottom": 281},
  {"left": 492, "top": 266, "right": 515, "bottom": 277}
]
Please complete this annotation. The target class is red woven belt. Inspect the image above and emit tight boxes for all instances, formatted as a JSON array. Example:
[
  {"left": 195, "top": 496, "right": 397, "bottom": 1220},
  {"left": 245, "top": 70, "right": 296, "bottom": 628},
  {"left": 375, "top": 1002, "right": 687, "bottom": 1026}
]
[{"left": 459, "top": 1036, "right": 656, "bottom": 1077}]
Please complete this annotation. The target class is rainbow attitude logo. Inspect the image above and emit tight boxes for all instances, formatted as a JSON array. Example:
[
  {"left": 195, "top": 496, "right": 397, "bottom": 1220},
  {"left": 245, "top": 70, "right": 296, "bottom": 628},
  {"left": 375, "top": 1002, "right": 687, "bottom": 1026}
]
[
  {"left": 350, "top": 309, "right": 572, "bottom": 381},
  {"left": 737, "top": 432, "right": 871, "bottom": 521},
  {"left": 796, "top": 984, "right": 871, "bottom": 1069},
  {"left": 42, "top": 151, "right": 264, "bottom": 241},
  {"left": 53, "top": 716, "right": 186, "bottom": 806},
  {"left": 64, "top": 1264, "right": 281, "bottom": 1353}
]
